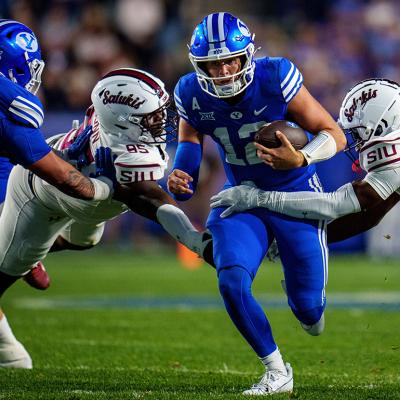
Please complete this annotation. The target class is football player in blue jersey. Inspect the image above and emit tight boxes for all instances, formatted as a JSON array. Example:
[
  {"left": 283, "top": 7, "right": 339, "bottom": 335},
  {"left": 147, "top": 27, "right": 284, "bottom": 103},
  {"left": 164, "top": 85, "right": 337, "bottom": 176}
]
[
  {"left": 0, "top": 20, "right": 116, "bottom": 291},
  {"left": 0, "top": 19, "right": 117, "bottom": 359},
  {"left": 0, "top": 20, "right": 113, "bottom": 203},
  {"left": 167, "top": 13, "right": 346, "bottom": 395}
]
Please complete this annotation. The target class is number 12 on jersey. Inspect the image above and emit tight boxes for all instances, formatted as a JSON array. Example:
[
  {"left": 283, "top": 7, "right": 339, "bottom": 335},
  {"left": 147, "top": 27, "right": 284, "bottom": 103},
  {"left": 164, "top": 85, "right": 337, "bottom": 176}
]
[{"left": 213, "top": 121, "right": 266, "bottom": 165}]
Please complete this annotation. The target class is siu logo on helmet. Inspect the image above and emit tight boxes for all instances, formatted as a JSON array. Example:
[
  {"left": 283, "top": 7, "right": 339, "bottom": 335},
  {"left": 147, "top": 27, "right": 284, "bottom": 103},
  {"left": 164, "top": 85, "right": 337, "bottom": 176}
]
[{"left": 99, "top": 89, "right": 146, "bottom": 109}]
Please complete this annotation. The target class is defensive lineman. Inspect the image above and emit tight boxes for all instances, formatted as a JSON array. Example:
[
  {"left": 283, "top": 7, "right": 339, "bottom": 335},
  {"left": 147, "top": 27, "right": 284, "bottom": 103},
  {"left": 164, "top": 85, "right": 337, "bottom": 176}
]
[
  {"left": 210, "top": 79, "right": 400, "bottom": 238},
  {"left": 0, "top": 68, "right": 211, "bottom": 368}
]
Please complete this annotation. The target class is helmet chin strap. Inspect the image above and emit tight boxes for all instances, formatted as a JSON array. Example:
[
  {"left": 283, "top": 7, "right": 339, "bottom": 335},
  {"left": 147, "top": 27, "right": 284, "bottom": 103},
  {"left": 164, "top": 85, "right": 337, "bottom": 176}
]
[{"left": 215, "top": 79, "right": 243, "bottom": 97}]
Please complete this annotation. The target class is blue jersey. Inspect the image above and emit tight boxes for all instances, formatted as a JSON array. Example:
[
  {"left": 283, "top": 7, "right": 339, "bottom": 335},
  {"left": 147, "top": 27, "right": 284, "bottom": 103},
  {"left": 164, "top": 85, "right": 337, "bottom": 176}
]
[
  {"left": 174, "top": 57, "right": 316, "bottom": 191},
  {"left": 0, "top": 75, "right": 50, "bottom": 167}
]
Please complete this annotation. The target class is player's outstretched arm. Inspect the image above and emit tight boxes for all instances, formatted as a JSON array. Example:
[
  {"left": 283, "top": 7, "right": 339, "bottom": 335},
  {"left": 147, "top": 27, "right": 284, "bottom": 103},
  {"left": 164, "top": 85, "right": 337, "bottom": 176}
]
[
  {"left": 210, "top": 177, "right": 393, "bottom": 221},
  {"left": 28, "top": 151, "right": 112, "bottom": 201},
  {"left": 327, "top": 184, "right": 400, "bottom": 243},
  {"left": 114, "top": 181, "right": 214, "bottom": 266},
  {"left": 211, "top": 183, "right": 361, "bottom": 219}
]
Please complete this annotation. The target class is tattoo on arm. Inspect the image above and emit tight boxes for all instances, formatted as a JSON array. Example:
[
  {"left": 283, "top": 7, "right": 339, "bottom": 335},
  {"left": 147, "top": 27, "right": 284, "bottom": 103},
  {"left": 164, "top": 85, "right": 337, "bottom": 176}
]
[{"left": 55, "top": 168, "right": 95, "bottom": 200}]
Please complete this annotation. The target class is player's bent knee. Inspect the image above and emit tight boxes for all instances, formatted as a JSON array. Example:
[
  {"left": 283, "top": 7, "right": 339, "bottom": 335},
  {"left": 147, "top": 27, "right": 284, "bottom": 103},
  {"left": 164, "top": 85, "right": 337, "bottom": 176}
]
[
  {"left": 218, "top": 266, "right": 251, "bottom": 301},
  {"left": 292, "top": 305, "right": 325, "bottom": 328}
]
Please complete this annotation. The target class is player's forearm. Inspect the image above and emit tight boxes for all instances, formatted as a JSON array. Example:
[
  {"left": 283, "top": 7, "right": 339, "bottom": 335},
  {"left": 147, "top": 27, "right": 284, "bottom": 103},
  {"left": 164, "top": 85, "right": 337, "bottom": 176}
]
[
  {"left": 29, "top": 151, "right": 111, "bottom": 201},
  {"left": 258, "top": 183, "right": 361, "bottom": 220},
  {"left": 171, "top": 141, "right": 202, "bottom": 200},
  {"left": 327, "top": 191, "right": 400, "bottom": 243}
]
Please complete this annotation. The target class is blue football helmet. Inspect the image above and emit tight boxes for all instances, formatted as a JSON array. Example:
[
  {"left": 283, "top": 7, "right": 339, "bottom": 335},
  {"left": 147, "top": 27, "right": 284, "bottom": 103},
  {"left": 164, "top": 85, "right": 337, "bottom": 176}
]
[
  {"left": 0, "top": 19, "right": 45, "bottom": 94},
  {"left": 188, "top": 12, "right": 256, "bottom": 98}
]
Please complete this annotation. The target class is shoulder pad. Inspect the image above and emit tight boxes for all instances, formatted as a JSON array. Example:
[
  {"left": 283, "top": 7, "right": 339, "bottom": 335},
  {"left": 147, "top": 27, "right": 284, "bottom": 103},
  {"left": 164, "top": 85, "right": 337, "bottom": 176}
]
[
  {"left": 0, "top": 76, "right": 44, "bottom": 128},
  {"left": 174, "top": 74, "right": 198, "bottom": 123},
  {"left": 277, "top": 57, "right": 303, "bottom": 103},
  {"left": 359, "top": 139, "right": 400, "bottom": 173}
]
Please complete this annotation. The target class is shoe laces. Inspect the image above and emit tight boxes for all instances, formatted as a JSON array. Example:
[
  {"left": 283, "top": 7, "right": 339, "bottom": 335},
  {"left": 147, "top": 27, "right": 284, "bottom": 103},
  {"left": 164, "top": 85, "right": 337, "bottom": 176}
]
[{"left": 252, "top": 369, "right": 286, "bottom": 391}]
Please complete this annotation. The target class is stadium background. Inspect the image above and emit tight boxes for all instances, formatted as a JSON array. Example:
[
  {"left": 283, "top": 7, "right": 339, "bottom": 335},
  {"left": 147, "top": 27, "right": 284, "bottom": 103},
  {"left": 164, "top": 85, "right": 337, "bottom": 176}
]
[
  {"left": 1, "top": 2, "right": 400, "bottom": 399},
  {"left": 1, "top": 0, "right": 400, "bottom": 255}
]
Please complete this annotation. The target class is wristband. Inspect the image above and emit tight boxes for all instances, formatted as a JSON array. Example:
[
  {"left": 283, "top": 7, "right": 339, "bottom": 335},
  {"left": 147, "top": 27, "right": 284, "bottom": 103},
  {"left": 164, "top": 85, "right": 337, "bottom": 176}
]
[
  {"left": 299, "top": 131, "right": 337, "bottom": 165},
  {"left": 91, "top": 177, "right": 113, "bottom": 201}
]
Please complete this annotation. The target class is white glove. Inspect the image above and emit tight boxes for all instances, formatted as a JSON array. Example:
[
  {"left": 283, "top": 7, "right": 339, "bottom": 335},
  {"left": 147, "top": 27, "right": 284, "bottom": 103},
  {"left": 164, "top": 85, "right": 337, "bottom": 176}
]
[{"left": 210, "top": 185, "right": 266, "bottom": 218}]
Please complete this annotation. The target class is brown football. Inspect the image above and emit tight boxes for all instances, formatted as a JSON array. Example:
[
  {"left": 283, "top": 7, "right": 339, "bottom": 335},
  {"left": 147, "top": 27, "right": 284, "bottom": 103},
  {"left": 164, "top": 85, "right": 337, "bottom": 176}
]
[{"left": 254, "top": 120, "right": 309, "bottom": 149}]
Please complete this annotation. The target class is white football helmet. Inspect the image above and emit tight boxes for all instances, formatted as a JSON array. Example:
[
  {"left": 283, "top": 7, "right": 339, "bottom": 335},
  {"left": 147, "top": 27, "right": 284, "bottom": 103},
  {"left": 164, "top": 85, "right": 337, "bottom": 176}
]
[
  {"left": 338, "top": 79, "right": 400, "bottom": 152},
  {"left": 91, "top": 68, "right": 177, "bottom": 144}
]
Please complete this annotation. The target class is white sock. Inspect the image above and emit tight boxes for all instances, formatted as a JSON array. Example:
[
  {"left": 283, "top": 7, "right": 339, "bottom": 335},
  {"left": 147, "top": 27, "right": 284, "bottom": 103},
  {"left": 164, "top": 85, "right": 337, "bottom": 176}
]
[
  {"left": 0, "top": 315, "right": 17, "bottom": 344},
  {"left": 260, "top": 348, "right": 287, "bottom": 374}
]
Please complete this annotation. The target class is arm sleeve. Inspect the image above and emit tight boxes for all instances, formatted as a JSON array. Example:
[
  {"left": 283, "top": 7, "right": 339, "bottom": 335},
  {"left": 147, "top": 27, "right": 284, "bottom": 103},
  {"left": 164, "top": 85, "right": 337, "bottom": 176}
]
[
  {"left": 258, "top": 182, "right": 361, "bottom": 220},
  {"left": 156, "top": 204, "right": 204, "bottom": 254},
  {"left": 364, "top": 167, "right": 400, "bottom": 200},
  {"left": 171, "top": 141, "right": 202, "bottom": 201},
  {"left": 278, "top": 58, "right": 304, "bottom": 103}
]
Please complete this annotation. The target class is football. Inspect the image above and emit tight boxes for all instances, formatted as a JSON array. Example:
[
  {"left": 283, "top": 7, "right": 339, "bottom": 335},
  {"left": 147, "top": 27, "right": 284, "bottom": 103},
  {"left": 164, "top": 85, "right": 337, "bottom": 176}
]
[{"left": 254, "top": 120, "right": 309, "bottom": 149}]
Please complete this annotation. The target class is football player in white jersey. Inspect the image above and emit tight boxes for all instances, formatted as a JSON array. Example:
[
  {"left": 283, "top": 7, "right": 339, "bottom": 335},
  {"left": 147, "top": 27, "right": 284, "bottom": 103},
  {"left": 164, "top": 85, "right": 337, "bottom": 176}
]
[
  {"left": 210, "top": 79, "right": 400, "bottom": 238},
  {"left": 0, "top": 68, "right": 213, "bottom": 369}
]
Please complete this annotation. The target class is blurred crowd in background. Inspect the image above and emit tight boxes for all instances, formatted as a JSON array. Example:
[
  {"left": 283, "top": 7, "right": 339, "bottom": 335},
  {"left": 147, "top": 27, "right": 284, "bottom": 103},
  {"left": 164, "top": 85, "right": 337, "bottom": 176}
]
[{"left": 1, "top": 0, "right": 400, "bottom": 254}]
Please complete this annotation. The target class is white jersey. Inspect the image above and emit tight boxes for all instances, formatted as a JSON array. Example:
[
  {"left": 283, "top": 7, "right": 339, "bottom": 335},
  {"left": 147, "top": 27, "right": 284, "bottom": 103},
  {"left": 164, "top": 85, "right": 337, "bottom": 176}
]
[
  {"left": 33, "top": 112, "right": 169, "bottom": 224},
  {"left": 359, "top": 129, "right": 400, "bottom": 199}
]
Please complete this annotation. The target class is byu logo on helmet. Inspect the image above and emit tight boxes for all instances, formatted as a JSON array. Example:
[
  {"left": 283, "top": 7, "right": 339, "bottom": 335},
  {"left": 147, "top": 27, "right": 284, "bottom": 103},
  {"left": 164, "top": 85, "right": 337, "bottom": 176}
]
[
  {"left": 237, "top": 20, "right": 251, "bottom": 37},
  {"left": 0, "top": 20, "right": 44, "bottom": 94},
  {"left": 16, "top": 32, "right": 38, "bottom": 52}
]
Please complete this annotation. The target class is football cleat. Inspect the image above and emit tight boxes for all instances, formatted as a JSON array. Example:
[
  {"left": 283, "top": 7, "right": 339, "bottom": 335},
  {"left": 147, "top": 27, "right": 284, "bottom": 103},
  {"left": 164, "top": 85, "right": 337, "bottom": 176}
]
[
  {"left": 23, "top": 261, "right": 50, "bottom": 290},
  {"left": 0, "top": 340, "right": 32, "bottom": 369},
  {"left": 243, "top": 363, "right": 293, "bottom": 396}
]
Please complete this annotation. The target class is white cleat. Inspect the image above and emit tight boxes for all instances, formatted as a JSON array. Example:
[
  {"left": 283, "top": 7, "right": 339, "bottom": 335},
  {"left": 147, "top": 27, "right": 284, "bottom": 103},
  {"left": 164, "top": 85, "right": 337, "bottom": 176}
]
[
  {"left": 0, "top": 340, "right": 32, "bottom": 369},
  {"left": 243, "top": 363, "right": 293, "bottom": 396},
  {"left": 300, "top": 313, "right": 325, "bottom": 336}
]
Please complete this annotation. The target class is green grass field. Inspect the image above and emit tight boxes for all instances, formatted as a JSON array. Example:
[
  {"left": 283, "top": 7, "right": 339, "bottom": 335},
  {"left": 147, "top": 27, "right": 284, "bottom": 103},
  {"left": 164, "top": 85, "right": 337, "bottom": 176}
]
[{"left": 1, "top": 249, "right": 400, "bottom": 399}]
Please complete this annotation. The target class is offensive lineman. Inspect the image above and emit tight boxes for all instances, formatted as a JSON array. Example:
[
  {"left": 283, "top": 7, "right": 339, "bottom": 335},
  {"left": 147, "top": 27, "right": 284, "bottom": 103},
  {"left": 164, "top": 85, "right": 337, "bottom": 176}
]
[
  {"left": 0, "top": 19, "right": 113, "bottom": 204},
  {"left": 0, "top": 19, "right": 115, "bottom": 289},
  {"left": 0, "top": 68, "right": 212, "bottom": 369},
  {"left": 210, "top": 79, "right": 400, "bottom": 241}
]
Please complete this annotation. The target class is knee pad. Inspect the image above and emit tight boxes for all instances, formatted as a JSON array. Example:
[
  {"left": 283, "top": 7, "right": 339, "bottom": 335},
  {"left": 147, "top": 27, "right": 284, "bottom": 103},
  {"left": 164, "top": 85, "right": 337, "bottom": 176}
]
[
  {"left": 218, "top": 266, "right": 251, "bottom": 302},
  {"left": 292, "top": 305, "right": 325, "bottom": 327}
]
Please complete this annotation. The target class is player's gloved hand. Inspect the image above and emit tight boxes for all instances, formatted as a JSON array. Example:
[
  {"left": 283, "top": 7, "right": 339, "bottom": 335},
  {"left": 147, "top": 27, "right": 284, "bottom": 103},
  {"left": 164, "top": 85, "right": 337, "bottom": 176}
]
[
  {"left": 210, "top": 185, "right": 264, "bottom": 218},
  {"left": 94, "top": 146, "right": 118, "bottom": 190},
  {"left": 67, "top": 125, "right": 92, "bottom": 169}
]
